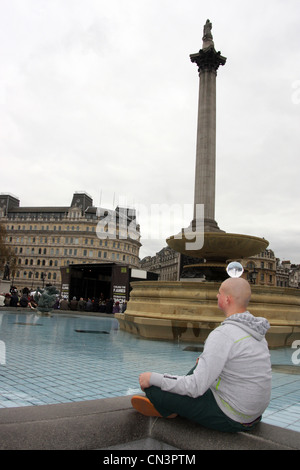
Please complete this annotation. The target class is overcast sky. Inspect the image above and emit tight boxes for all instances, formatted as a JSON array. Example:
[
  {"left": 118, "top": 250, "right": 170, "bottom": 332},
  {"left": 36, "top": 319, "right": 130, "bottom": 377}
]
[{"left": 0, "top": 0, "right": 299, "bottom": 262}]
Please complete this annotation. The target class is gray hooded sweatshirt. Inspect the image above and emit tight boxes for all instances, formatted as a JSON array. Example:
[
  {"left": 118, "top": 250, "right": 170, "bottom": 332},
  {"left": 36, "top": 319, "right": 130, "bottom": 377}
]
[{"left": 149, "top": 311, "right": 272, "bottom": 423}]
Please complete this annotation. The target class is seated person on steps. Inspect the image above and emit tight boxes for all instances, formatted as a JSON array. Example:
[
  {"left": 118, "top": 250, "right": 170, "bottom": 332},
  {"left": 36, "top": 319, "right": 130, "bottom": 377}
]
[{"left": 131, "top": 277, "right": 272, "bottom": 433}]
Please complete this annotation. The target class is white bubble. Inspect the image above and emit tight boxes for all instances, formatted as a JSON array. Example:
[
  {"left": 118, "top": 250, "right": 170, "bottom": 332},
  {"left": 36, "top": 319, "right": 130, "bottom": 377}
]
[{"left": 226, "top": 262, "right": 244, "bottom": 278}]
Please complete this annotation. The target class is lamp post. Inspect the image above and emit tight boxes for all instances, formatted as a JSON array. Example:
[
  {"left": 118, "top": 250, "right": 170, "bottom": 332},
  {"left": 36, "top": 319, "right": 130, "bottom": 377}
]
[{"left": 250, "top": 268, "right": 258, "bottom": 284}]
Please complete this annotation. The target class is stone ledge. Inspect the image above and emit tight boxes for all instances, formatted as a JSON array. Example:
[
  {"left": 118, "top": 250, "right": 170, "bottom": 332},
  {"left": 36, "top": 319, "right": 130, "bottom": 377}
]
[{"left": 0, "top": 395, "right": 298, "bottom": 450}]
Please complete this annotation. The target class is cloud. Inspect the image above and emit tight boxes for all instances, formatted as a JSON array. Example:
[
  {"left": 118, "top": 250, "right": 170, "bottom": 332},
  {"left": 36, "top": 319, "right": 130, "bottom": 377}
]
[{"left": 0, "top": 0, "right": 299, "bottom": 263}]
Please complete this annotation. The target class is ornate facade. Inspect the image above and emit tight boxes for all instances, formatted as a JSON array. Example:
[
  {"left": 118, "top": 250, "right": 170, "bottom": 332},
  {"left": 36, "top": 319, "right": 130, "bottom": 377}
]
[
  {"left": 241, "top": 249, "right": 277, "bottom": 286},
  {"left": 276, "top": 260, "right": 300, "bottom": 288},
  {"left": 0, "top": 192, "right": 141, "bottom": 291},
  {"left": 140, "top": 246, "right": 180, "bottom": 281}
]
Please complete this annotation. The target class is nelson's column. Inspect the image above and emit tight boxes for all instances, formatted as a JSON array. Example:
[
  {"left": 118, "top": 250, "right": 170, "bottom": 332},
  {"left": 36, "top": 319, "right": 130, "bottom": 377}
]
[{"left": 190, "top": 19, "right": 226, "bottom": 232}]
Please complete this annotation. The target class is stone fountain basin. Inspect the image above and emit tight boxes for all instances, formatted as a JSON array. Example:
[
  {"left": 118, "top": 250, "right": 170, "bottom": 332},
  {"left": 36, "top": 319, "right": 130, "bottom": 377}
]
[
  {"left": 167, "top": 231, "right": 269, "bottom": 262},
  {"left": 116, "top": 281, "right": 300, "bottom": 348}
]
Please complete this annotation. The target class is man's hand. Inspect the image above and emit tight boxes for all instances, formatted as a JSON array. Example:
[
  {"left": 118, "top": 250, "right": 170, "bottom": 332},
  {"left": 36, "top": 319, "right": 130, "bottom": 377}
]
[{"left": 139, "top": 372, "right": 152, "bottom": 391}]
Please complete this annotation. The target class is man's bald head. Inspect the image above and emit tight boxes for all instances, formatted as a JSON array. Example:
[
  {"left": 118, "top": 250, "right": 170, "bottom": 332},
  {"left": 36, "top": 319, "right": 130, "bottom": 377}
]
[{"left": 217, "top": 277, "right": 252, "bottom": 316}]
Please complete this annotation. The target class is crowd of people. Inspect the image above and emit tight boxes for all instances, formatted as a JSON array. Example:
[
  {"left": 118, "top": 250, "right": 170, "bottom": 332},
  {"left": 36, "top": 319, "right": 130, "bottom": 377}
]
[
  {"left": 0, "top": 287, "right": 126, "bottom": 314},
  {"left": 56, "top": 295, "right": 126, "bottom": 313},
  {"left": 0, "top": 288, "right": 37, "bottom": 310}
]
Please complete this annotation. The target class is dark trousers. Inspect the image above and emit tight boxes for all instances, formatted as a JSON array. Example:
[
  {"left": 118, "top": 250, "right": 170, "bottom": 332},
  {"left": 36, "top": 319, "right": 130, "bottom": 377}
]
[{"left": 145, "top": 368, "right": 261, "bottom": 433}]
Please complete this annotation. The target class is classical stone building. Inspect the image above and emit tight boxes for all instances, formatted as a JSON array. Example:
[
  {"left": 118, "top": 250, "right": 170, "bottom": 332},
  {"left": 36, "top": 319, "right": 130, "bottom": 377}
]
[
  {"left": 276, "top": 260, "right": 291, "bottom": 288},
  {"left": 235, "top": 250, "right": 300, "bottom": 289},
  {"left": 288, "top": 263, "right": 300, "bottom": 289},
  {"left": 0, "top": 192, "right": 141, "bottom": 291},
  {"left": 241, "top": 249, "right": 277, "bottom": 286},
  {"left": 276, "top": 260, "right": 300, "bottom": 288},
  {"left": 140, "top": 246, "right": 180, "bottom": 281}
]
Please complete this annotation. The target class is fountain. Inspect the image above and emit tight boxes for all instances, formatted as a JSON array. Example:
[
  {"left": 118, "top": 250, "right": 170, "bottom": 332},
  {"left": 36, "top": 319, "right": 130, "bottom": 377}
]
[
  {"left": 115, "top": 20, "right": 300, "bottom": 348},
  {"left": 34, "top": 285, "right": 59, "bottom": 315}
]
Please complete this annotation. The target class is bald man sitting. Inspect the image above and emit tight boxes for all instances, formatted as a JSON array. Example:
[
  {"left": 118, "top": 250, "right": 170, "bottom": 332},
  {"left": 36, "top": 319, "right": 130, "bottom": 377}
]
[{"left": 131, "top": 278, "right": 272, "bottom": 433}]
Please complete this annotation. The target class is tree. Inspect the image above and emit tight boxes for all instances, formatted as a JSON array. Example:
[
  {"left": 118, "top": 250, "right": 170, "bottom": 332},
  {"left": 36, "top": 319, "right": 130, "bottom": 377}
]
[{"left": 0, "top": 223, "right": 18, "bottom": 280}]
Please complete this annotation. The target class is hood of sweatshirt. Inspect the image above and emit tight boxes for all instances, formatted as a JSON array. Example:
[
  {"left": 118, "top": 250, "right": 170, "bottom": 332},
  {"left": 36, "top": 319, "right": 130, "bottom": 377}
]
[{"left": 222, "top": 311, "right": 270, "bottom": 341}]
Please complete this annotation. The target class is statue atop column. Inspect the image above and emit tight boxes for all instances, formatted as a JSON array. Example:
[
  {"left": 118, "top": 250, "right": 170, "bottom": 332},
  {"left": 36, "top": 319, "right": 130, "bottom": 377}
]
[
  {"left": 202, "top": 19, "right": 214, "bottom": 49},
  {"left": 191, "top": 19, "right": 226, "bottom": 74},
  {"left": 3, "top": 262, "right": 10, "bottom": 280}
]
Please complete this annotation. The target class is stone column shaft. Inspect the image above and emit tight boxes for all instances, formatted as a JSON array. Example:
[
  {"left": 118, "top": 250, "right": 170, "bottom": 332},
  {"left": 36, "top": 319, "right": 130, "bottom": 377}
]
[{"left": 194, "top": 68, "right": 217, "bottom": 222}]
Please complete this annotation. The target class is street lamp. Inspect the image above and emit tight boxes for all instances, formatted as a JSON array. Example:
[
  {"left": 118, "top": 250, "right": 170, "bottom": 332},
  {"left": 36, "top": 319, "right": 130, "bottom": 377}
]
[{"left": 250, "top": 268, "right": 258, "bottom": 284}]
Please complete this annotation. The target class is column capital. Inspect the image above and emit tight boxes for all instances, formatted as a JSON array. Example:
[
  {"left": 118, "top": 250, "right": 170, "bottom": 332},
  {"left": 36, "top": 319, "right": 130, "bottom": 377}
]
[{"left": 190, "top": 47, "right": 226, "bottom": 74}]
